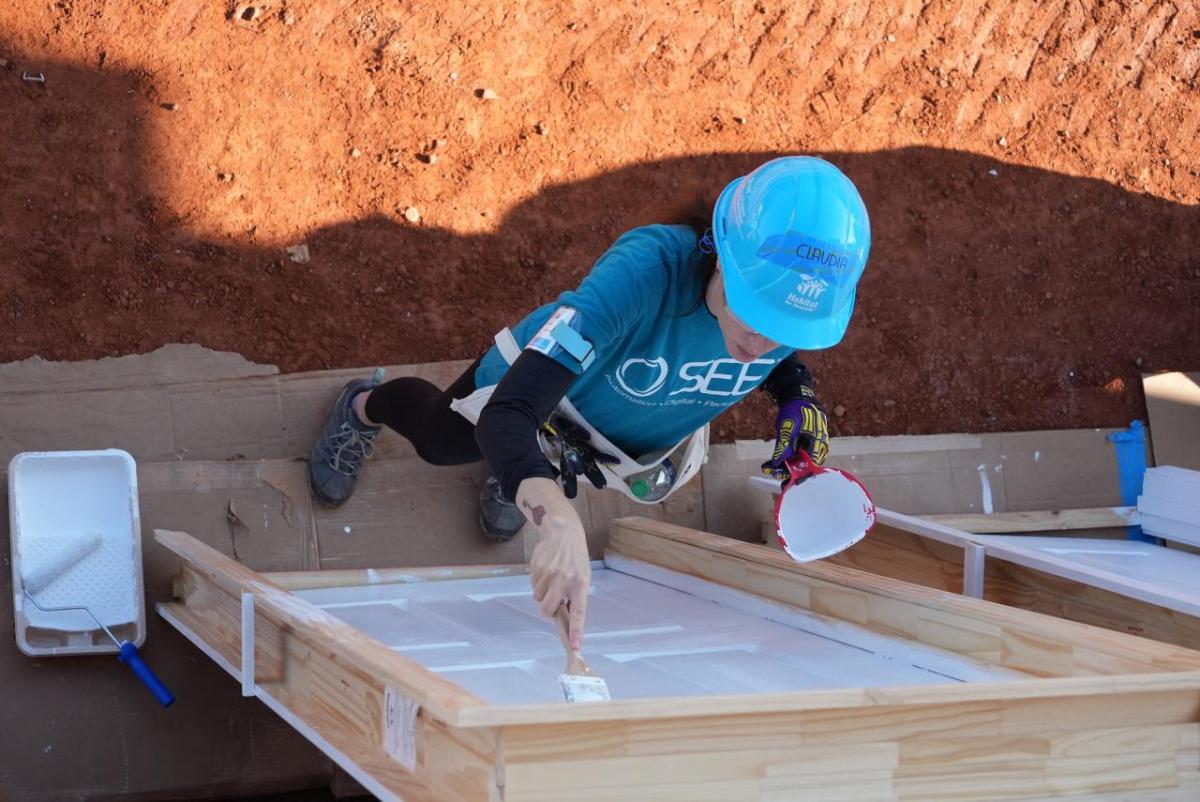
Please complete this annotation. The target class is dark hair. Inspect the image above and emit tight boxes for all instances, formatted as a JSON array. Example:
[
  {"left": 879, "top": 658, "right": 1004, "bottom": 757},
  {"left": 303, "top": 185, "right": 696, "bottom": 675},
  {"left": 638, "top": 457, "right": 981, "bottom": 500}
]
[{"left": 679, "top": 198, "right": 718, "bottom": 316}]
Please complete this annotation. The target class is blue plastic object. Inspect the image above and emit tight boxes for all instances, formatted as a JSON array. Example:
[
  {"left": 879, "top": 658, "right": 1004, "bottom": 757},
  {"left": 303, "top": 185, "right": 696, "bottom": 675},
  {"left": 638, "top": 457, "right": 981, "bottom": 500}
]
[
  {"left": 1106, "top": 420, "right": 1153, "bottom": 543},
  {"left": 549, "top": 320, "right": 595, "bottom": 370},
  {"left": 119, "top": 642, "right": 175, "bottom": 707},
  {"left": 712, "top": 156, "right": 871, "bottom": 350}
]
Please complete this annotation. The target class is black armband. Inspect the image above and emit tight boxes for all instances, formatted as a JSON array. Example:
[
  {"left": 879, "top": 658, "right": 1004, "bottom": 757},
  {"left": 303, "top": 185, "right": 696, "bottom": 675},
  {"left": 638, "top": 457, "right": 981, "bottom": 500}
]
[
  {"left": 475, "top": 350, "right": 576, "bottom": 502},
  {"left": 760, "top": 352, "right": 818, "bottom": 406}
]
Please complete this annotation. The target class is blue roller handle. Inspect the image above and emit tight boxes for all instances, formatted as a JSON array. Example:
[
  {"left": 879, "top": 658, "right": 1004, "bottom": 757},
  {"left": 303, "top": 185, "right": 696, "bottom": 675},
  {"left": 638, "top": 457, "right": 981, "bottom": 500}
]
[{"left": 119, "top": 642, "right": 175, "bottom": 707}]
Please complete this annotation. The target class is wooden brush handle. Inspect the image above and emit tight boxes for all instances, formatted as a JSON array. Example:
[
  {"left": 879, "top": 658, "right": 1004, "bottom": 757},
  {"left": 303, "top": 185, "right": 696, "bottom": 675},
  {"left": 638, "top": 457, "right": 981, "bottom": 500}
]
[{"left": 554, "top": 604, "right": 592, "bottom": 676}]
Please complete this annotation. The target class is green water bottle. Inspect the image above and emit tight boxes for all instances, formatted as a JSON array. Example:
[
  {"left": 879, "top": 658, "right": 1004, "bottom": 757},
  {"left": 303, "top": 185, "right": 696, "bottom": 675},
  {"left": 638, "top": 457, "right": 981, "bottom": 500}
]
[{"left": 627, "top": 458, "right": 677, "bottom": 502}]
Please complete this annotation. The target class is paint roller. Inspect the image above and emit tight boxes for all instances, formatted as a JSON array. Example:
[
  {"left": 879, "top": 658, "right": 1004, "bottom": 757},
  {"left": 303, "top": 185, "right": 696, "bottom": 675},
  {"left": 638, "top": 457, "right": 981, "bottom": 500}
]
[
  {"left": 20, "top": 533, "right": 175, "bottom": 707},
  {"left": 21, "top": 533, "right": 103, "bottom": 594}
]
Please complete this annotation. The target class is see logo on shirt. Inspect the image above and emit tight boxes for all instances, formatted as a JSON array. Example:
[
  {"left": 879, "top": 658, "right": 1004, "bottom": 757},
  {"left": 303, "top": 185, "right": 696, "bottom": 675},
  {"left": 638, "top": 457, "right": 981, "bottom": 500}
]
[{"left": 615, "top": 357, "right": 775, "bottom": 399}]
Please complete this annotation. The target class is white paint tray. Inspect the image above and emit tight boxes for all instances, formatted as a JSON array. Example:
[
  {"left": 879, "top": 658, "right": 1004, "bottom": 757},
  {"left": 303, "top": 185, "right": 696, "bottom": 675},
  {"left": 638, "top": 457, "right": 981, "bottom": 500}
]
[{"left": 9, "top": 449, "right": 146, "bottom": 656}]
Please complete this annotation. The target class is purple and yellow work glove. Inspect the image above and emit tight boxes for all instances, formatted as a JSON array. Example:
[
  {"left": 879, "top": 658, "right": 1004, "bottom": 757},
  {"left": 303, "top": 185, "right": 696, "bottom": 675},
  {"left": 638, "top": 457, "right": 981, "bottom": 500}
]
[{"left": 761, "top": 390, "right": 830, "bottom": 483}]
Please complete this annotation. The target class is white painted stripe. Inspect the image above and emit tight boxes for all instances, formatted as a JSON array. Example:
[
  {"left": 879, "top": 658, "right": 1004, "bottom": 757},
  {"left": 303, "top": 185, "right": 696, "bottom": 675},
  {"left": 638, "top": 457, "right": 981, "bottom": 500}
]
[
  {"left": 389, "top": 641, "right": 472, "bottom": 653},
  {"left": 586, "top": 625, "right": 685, "bottom": 640},
  {"left": 431, "top": 659, "right": 538, "bottom": 673},
  {"left": 604, "top": 644, "right": 756, "bottom": 663}
]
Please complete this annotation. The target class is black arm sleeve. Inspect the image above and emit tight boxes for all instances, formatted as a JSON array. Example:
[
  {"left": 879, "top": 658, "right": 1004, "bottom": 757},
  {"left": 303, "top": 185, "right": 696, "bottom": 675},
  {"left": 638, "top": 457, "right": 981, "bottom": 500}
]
[
  {"left": 475, "top": 350, "right": 577, "bottom": 502},
  {"left": 760, "top": 351, "right": 817, "bottom": 405}
]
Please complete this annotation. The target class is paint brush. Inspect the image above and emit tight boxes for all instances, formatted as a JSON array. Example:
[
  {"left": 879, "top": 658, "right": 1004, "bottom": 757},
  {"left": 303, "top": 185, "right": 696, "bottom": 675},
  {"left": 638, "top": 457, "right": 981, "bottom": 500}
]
[{"left": 553, "top": 605, "right": 610, "bottom": 702}]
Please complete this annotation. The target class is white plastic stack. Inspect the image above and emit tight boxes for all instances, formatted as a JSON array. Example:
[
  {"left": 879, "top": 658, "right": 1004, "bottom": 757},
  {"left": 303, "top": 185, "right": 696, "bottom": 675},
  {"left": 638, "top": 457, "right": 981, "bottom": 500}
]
[{"left": 1138, "top": 466, "right": 1200, "bottom": 549}]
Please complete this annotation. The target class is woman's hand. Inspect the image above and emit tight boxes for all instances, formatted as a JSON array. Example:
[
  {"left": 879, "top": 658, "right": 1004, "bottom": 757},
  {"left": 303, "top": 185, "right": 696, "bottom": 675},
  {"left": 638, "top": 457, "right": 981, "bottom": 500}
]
[{"left": 516, "top": 476, "right": 591, "bottom": 650}]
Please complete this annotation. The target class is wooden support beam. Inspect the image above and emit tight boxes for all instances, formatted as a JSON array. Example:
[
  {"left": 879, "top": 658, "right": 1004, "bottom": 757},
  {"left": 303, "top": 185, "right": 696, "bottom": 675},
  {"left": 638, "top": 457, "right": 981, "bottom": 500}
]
[
  {"left": 157, "top": 517, "right": 1200, "bottom": 800},
  {"left": 830, "top": 525, "right": 1200, "bottom": 650},
  {"left": 606, "top": 517, "right": 1200, "bottom": 679},
  {"left": 155, "top": 530, "right": 503, "bottom": 802},
  {"left": 155, "top": 528, "right": 484, "bottom": 724}
]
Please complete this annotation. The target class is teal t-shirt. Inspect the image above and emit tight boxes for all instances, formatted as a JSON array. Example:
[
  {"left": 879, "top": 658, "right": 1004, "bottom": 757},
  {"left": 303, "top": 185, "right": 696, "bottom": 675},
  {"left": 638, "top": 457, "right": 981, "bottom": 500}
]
[{"left": 475, "top": 225, "right": 793, "bottom": 457}]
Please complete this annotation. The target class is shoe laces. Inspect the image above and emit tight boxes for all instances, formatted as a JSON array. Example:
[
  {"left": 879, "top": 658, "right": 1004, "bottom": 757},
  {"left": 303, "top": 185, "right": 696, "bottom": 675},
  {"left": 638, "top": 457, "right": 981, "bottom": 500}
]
[{"left": 325, "top": 423, "right": 378, "bottom": 476}]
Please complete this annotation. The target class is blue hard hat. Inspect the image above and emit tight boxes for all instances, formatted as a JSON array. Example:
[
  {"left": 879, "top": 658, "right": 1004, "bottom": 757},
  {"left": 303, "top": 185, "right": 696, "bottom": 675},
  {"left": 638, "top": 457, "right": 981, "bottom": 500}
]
[{"left": 712, "top": 156, "right": 871, "bottom": 350}]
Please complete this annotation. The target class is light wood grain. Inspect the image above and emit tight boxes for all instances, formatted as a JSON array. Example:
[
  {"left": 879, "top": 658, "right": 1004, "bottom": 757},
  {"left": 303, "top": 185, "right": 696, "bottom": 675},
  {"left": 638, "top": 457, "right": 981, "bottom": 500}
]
[
  {"left": 833, "top": 523, "right": 1200, "bottom": 649},
  {"left": 606, "top": 518, "right": 1200, "bottom": 677},
  {"left": 158, "top": 518, "right": 1200, "bottom": 801},
  {"left": 925, "top": 507, "right": 1137, "bottom": 533},
  {"left": 155, "top": 528, "right": 483, "bottom": 723}
]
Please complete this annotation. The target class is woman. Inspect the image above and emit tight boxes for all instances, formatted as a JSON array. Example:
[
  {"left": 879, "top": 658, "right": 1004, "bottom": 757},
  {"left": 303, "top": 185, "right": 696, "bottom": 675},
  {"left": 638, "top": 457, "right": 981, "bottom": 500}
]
[{"left": 307, "top": 156, "right": 871, "bottom": 651}]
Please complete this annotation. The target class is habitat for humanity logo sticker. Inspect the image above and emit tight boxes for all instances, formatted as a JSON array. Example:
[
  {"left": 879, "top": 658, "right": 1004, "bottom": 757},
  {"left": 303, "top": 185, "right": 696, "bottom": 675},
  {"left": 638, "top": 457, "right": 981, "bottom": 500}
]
[
  {"left": 616, "top": 358, "right": 669, "bottom": 397},
  {"left": 786, "top": 275, "right": 829, "bottom": 312}
]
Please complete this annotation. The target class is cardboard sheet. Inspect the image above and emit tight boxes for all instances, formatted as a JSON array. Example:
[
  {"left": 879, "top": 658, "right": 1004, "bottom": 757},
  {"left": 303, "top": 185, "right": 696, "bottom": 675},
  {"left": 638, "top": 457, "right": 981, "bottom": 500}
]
[
  {"left": 0, "top": 344, "right": 1152, "bottom": 799},
  {"left": 0, "top": 343, "right": 276, "bottom": 394},
  {"left": 0, "top": 349, "right": 474, "bottom": 466},
  {"left": 704, "top": 430, "right": 1133, "bottom": 542},
  {"left": 1144, "top": 371, "right": 1200, "bottom": 470}
]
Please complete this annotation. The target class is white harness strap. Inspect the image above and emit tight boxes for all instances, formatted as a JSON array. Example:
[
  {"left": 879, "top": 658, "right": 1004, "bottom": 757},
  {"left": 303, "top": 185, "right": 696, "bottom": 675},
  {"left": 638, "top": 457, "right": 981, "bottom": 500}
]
[{"left": 449, "top": 329, "right": 709, "bottom": 503}]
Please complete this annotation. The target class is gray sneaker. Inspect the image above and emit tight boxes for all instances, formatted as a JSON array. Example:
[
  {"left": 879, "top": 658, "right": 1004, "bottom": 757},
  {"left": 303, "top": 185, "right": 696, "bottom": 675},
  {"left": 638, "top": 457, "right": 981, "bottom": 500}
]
[
  {"left": 478, "top": 476, "right": 526, "bottom": 542},
  {"left": 308, "top": 370, "right": 384, "bottom": 507}
]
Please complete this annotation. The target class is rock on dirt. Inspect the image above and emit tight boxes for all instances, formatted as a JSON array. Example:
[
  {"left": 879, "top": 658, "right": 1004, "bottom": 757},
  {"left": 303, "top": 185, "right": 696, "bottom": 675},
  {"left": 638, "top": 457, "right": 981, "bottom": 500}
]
[
  {"left": 402, "top": 207, "right": 421, "bottom": 223},
  {"left": 285, "top": 244, "right": 310, "bottom": 264}
]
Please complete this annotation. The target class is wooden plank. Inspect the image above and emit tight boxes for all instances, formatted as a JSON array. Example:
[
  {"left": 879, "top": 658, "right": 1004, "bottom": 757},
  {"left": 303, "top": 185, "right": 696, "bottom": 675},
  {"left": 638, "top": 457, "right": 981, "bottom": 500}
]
[
  {"left": 893, "top": 750, "right": 1179, "bottom": 800},
  {"left": 154, "top": 528, "right": 483, "bottom": 724},
  {"left": 970, "top": 537, "right": 1200, "bottom": 619},
  {"left": 504, "top": 743, "right": 899, "bottom": 792},
  {"left": 830, "top": 525, "right": 1200, "bottom": 651},
  {"left": 161, "top": 594, "right": 448, "bottom": 800},
  {"left": 158, "top": 517, "right": 1200, "bottom": 801},
  {"left": 825, "top": 523, "right": 967, "bottom": 593},
  {"left": 159, "top": 563, "right": 500, "bottom": 802},
  {"left": 500, "top": 702, "right": 1200, "bottom": 800},
  {"left": 925, "top": 507, "right": 1138, "bottom": 534},
  {"left": 501, "top": 695, "right": 1200, "bottom": 762},
  {"left": 455, "top": 673, "right": 1200, "bottom": 729},
  {"left": 1144, "top": 372, "right": 1200, "bottom": 470},
  {"left": 607, "top": 518, "right": 1200, "bottom": 676},
  {"left": 983, "top": 556, "right": 1200, "bottom": 649}
]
